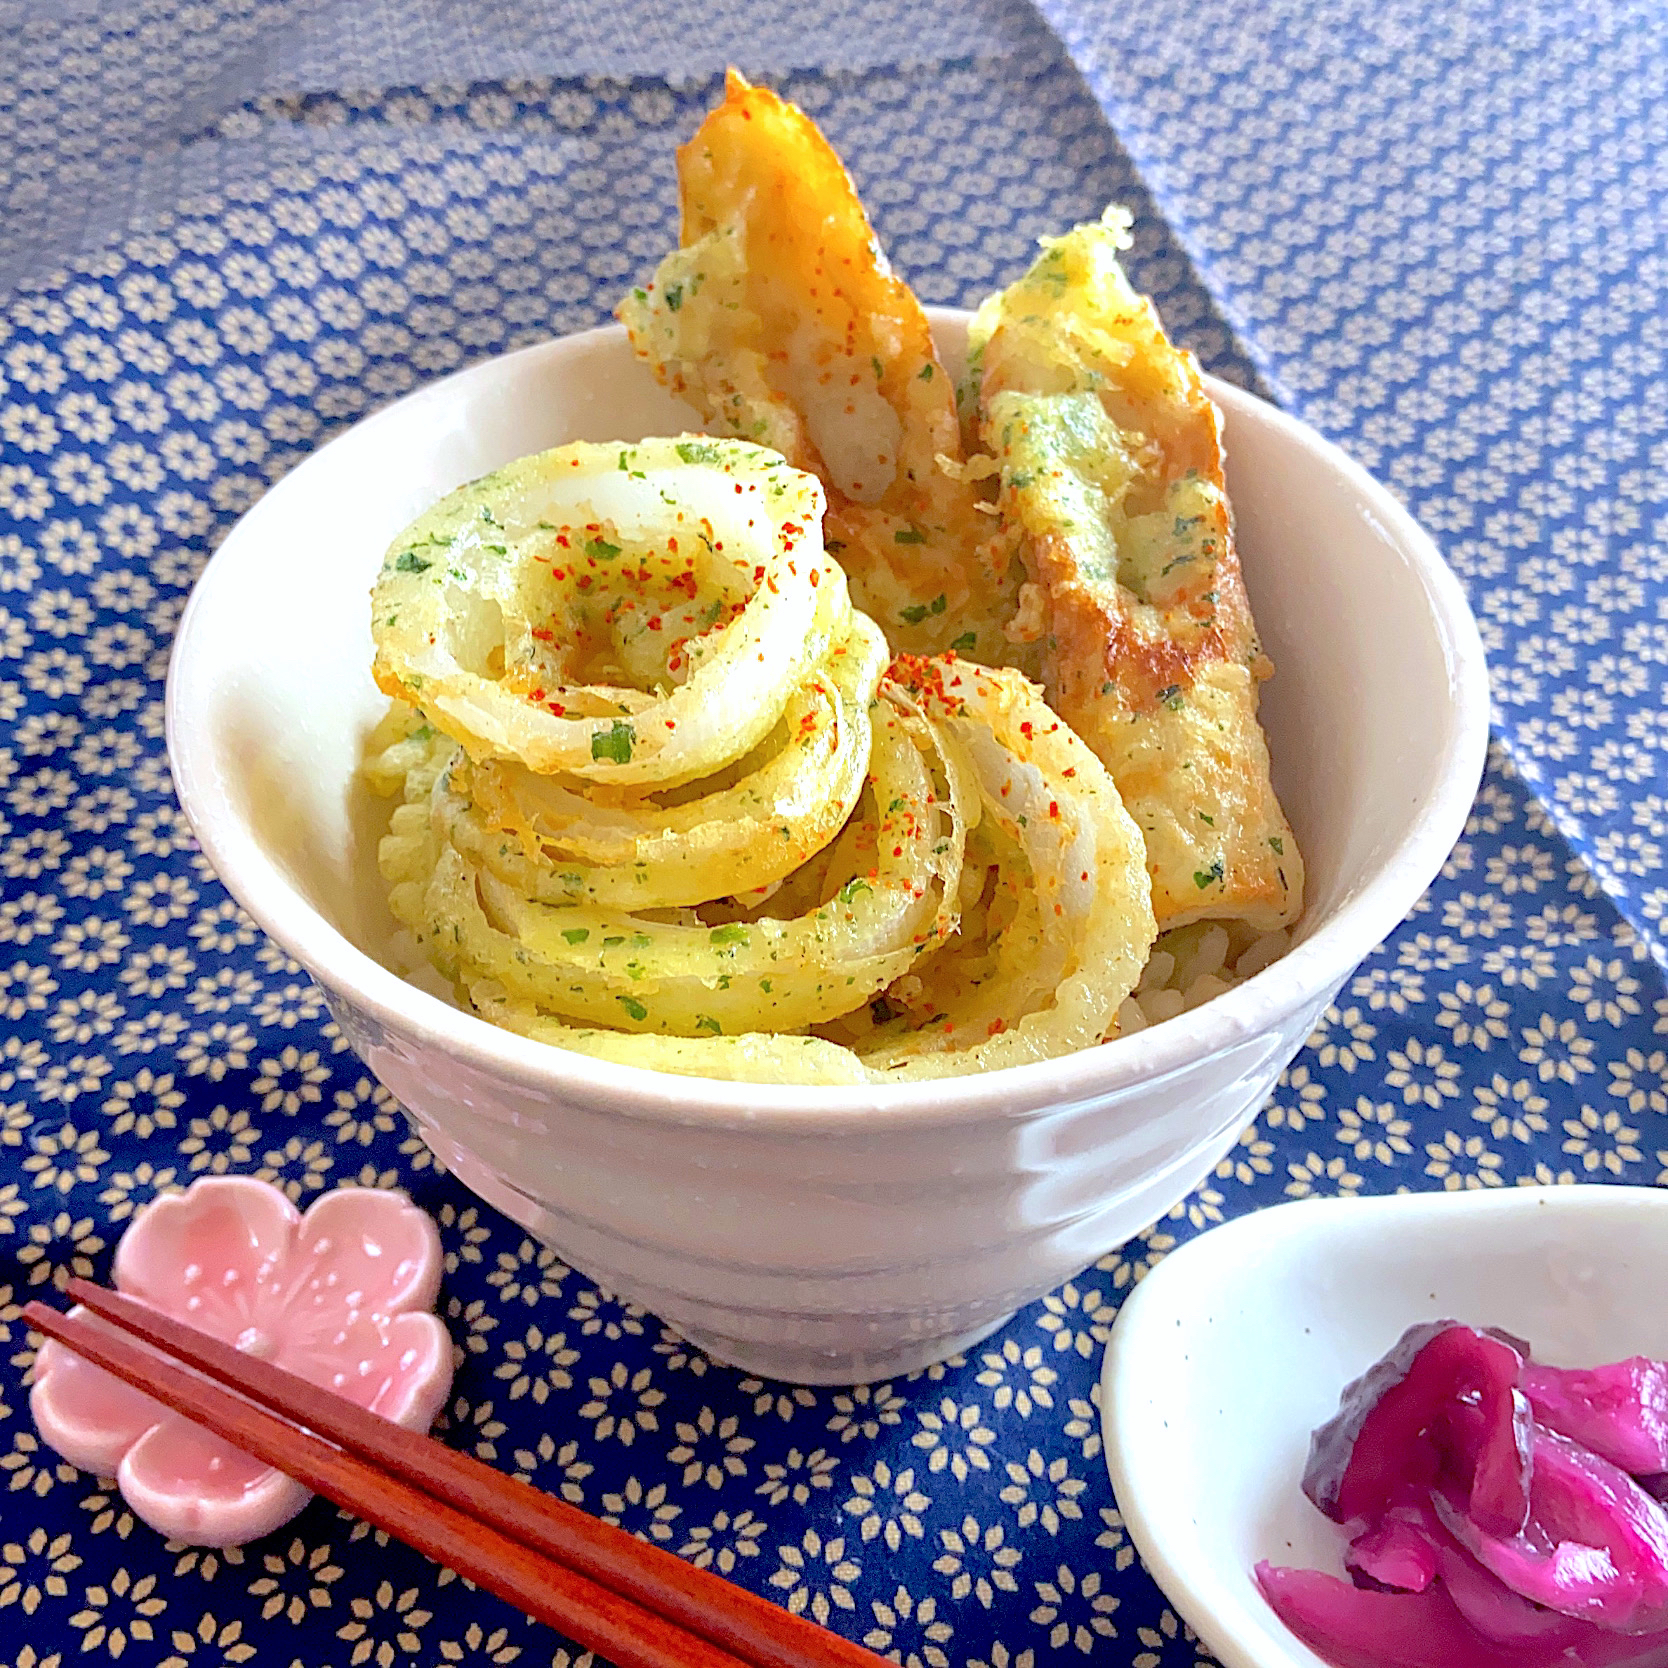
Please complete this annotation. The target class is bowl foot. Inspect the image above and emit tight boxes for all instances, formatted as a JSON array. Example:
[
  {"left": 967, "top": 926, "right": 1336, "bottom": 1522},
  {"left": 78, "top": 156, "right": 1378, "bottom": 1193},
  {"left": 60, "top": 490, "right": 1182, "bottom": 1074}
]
[
  {"left": 413, "top": 1127, "right": 1019, "bottom": 1383},
  {"left": 676, "top": 1313, "right": 1014, "bottom": 1385}
]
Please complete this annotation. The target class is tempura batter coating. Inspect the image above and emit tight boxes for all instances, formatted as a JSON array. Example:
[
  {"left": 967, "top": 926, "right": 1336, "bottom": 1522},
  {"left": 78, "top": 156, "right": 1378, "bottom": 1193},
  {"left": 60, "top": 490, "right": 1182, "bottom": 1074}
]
[
  {"left": 970, "top": 209, "right": 1303, "bottom": 930},
  {"left": 619, "top": 71, "right": 1022, "bottom": 666}
]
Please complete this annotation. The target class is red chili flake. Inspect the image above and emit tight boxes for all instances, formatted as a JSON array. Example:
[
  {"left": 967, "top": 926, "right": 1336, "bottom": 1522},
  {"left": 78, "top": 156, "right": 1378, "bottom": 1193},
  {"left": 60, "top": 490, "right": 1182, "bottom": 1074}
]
[
  {"left": 1020, "top": 721, "right": 1034, "bottom": 739},
  {"left": 809, "top": 569, "right": 820, "bottom": 587},
  {"left": 1062, "top": 767, "right": 1076, "bottom": 778},
  {"left": 548, "top": 701, "right": 566, "bottom": 716},
  {"left": 1048, "top": 801, "right": 1060, "bottom": 820},
  {"left": 528, "top": 686, "right": 545, "bottom": 702},
  {"left": 892, "top": 845, "right": 903, "bottom": 857},
  {"left": 647, "top": 616, "right": 662, "bottom": 631},
  {"left": 987, "top": 1018, "right": 1007, "bottom": 1037},
  {"left": 530, "top": 626, "right": 554, "bottom": 642}
]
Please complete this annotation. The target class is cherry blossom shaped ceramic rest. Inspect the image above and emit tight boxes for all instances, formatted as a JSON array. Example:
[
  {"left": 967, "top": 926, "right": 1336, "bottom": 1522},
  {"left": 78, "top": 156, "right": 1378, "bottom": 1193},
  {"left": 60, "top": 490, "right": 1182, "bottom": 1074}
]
[{"left": 31, "top": 1176, "right": 453, "bottom": 1546}]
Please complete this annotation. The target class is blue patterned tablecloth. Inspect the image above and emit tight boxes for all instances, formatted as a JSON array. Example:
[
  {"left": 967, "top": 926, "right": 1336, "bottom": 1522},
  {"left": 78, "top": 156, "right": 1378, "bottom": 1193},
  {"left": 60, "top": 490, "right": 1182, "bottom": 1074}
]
[{"left": 0, "top": 3, "right": 1665, "bottom": 1663}]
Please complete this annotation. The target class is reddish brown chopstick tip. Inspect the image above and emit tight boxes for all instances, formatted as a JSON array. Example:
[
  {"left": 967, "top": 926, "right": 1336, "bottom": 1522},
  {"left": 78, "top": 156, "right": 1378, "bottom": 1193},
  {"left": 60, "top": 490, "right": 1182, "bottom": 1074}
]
[
  {"left": 24, "top": 1298, "right": 752, "bottom": 1668},
  {"left": 42, "top": 1285, "right": 894, "bottom": 1668}
]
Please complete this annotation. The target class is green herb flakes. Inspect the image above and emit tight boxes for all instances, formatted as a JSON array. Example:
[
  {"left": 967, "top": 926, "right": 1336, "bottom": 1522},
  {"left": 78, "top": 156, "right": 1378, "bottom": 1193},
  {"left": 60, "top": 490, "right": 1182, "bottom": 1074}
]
[
  {"left": 899, "top": 593, "right": 946, "bottom": 625},
  {"left": 591, "top": 719, "right": 635, "bottom": 764}
]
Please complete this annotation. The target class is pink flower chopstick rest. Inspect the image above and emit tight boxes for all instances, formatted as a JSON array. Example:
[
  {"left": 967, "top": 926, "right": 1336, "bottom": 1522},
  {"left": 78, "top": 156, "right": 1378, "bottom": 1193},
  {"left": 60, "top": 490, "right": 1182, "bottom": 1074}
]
[{"left": 30, "top": 1176, "right": 453, "bottom": 1547}]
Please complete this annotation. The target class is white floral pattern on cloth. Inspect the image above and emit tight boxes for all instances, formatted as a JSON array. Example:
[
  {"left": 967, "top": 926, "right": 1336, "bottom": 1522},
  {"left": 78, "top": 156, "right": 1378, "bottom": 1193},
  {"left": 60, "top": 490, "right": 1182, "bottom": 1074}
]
[
  {"left": 1035, "top": 0, "right": 1668, "bottom": 960},
  {"left": 0, "top": 9, "right": 1664, "bottom": 1668},
  {"left": 0, "top": 0, "right": 1048, "bottom": 298}
]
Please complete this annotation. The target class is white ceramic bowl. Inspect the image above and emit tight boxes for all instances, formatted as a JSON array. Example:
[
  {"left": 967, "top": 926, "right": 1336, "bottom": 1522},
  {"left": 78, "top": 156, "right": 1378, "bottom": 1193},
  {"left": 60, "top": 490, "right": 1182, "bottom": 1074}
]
[
  {"left": 166, "top": 311, "right": 1487, "bottom": 1384},
  {"left": 1101, "top": 1186, "right": 1668, "bottom": 1668}
]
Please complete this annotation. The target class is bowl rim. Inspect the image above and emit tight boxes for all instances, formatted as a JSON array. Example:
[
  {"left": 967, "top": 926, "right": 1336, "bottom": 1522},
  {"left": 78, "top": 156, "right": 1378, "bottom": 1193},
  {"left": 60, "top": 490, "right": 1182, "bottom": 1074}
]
[
  {"left": 166, "top": 311, "right": 1489, "bottom": 1130},
  {"left": 1097, "top": 1185, "right": 1668, "bottom": 1668}
]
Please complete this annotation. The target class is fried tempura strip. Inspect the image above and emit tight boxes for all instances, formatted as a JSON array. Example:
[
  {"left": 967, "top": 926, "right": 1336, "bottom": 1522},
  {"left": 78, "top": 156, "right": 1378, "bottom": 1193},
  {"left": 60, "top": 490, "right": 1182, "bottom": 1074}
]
[
  {"left": 970, "top": 209, "right": 1303, "bottom": 931},
  {"left": 619, "top": 70, "right": 1022, "bottom": 665}
]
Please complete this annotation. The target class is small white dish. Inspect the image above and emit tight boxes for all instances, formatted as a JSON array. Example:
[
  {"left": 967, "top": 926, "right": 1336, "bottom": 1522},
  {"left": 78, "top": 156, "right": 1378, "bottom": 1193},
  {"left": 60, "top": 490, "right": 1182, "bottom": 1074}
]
[{"left": 1101, "top": 1185, "right": 1668, "bottom": 1668}]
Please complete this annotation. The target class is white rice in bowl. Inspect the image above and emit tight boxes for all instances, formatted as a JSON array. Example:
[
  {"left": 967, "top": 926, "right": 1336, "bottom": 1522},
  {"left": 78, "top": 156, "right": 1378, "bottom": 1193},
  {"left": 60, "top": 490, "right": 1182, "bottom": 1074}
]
[{"left": 1116, "top": 920, "right": 1291, "bottom": 1035}]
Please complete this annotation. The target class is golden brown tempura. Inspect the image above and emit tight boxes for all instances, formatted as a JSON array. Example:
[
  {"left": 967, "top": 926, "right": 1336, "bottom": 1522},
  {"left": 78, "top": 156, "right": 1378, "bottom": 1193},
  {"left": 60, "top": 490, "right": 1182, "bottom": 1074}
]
[
  {"left": 969, "top": 209, "right": 1303, "bottom": 931},
  {"left": 618, "top": 71, "right": 1023, "bottom": 666}
]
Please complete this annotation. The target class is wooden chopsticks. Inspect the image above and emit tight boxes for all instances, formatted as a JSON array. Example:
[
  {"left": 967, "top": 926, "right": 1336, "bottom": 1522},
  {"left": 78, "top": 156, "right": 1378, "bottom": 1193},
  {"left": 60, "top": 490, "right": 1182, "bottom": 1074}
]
[{"left": 26, "top": 1282, "right": 889, "bottom": 1668}]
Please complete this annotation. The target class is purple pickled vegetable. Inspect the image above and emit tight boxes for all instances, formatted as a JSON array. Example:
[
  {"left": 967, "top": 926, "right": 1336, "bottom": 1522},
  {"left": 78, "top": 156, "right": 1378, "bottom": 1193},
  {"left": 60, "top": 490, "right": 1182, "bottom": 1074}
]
[
  {"left": 1525, "top": 1360, "right": 1668, "bottom": 1476},
  {"left": 1436, "top": 1425, "right": 1668, "bottom": 1635},
  {"left": 1256, "top": 1562, "right": 1668, "bottom": 1668},
  {"left": 1437, "top": 1531, "right": 1580, "bottom": 1646},
  {"left": 1256, "top": 1563, "right": 1514, "bottom": 1668},
  {"left": 1304, "top": 1321, "right": 1533, "bottom": 1537},
  {"left": 1347, "top": 1514, "right": 1438, "bottom": 1593},
  {"left": 1266, "top": 1324, "right": 1668, "bottom": 1666},
  {"left": 1376, "top": 1497, "right": 1582, "bottom": 1645}
]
